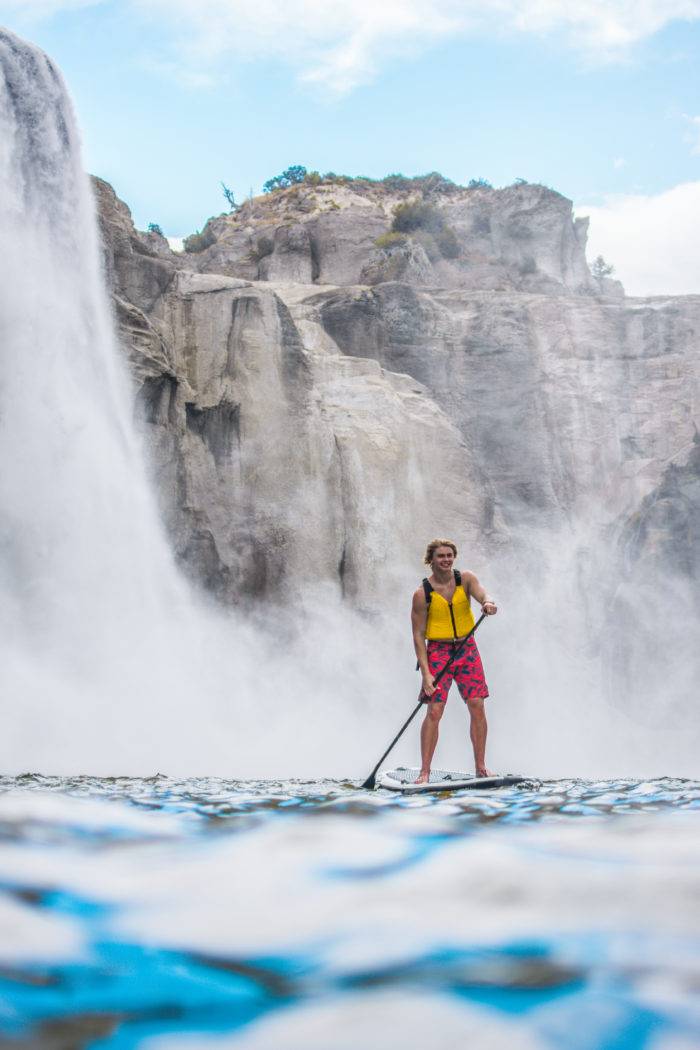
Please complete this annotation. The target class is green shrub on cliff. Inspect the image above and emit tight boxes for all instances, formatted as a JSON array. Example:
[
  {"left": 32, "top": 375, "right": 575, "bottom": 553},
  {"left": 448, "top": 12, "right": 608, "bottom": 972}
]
[
  {"left": 591, "top": 255, "right": 615, "bottom": 278},
  {"left": 381, "top": 172, "right": 456, "bottom": 195},
  {"left": 374, "top": 231, "right": 409, "bottom": 249},
  {"left": 248, "top": 235, "right": 274, "bottom": 262},
  {"left": 435, "top": 225, "right": 460, "bottom": 259},
  {"left": 381, "top": 173, "right": 412, "bottom": 193},
  {"left": 392, "top": 199, "right": 443, "bottom": 234},
  {"left": 411, "top": 229, "right": 441, "bottom": 262},
  {"left": 472, "top": 214, "right": 491, "bottom": 235},
  {"left": 383, "top": 198, "right": 460, "bottom": 260},
  {"left": 183, "top": 226, "right": 216, "bottom": 253},
  {"left": 263, "top": 165, "right": 308, "bottom": 193}
]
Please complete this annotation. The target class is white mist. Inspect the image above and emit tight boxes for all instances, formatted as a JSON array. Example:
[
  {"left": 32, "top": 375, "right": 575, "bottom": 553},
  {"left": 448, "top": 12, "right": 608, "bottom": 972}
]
[{"left": 1, "top": 29, "right": 697, "bottom": 783}]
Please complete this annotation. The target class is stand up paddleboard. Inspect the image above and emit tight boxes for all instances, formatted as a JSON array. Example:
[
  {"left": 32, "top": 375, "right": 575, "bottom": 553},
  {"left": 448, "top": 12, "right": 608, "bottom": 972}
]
[{"left": 376, "top": 767, "right": 528, "bottom": 793}]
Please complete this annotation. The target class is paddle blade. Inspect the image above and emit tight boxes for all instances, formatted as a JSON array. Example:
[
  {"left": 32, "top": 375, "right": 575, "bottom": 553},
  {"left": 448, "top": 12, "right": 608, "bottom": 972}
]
[{"left": 361, "top": 773, "right": 376, "bottom": 790}]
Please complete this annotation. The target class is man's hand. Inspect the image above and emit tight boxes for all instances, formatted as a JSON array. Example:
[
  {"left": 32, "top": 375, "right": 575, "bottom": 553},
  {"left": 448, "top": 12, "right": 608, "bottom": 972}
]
[
  {"left": 482, "top": 600, "right": 497, "bottom": 615},
  {"left": 421, "top": 672, "right": 437, "bottom": 697}
]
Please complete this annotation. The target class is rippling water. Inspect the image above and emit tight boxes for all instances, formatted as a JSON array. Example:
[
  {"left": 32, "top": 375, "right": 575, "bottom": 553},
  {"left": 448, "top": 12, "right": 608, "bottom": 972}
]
[{"left": 1, "top": 775, "right": 699, "bottom": 1050}]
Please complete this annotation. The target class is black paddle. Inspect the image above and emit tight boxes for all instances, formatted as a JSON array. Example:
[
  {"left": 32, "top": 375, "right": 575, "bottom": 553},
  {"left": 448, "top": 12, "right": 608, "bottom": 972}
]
[{"left": 361, "top": 612, "right": 487, "bottom": 790}]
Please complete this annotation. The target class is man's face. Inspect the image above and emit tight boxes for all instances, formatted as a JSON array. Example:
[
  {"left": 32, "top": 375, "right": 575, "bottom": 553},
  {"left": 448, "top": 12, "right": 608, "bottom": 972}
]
[{"left": 432, "top": 546, "right": 455, "bottom": 572}]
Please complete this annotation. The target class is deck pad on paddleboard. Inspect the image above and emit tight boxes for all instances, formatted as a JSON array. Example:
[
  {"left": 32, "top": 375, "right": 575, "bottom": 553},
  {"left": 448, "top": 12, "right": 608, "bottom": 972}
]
[{"left": 376, "top": 767, "right": 527, "bottom": 792}]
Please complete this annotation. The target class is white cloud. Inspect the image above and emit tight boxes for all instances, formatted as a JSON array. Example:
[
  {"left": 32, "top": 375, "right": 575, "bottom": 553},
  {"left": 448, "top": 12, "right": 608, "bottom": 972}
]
[
  {"left": 578, "top": 181, "right": 700, "bottom": 296},
  {"left": 0, "top": 0, "right": 102, "bottom": 16},
  {"left": 132, "top": 0, "right": 469, "bottom": 94},
  {"left": 6, "top": 0, "right": 700, "bottom": 91},
  {"left": 506, "top": 0, "right": 700, "bottom": 53},
  {"left": 613, "top": 157, "right": 626, "bottom": 169},
  {"left": 128, "top": 0, "right": 700, "bottom": 93}
]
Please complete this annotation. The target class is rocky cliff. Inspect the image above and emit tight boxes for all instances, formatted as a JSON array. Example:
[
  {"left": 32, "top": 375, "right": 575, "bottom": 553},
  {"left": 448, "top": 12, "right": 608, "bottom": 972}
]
[
  {"left": 94, "top": 177, "right": 495, "bottom": 609},
  {"left": 94, "top": 175, "right": 700, "bottom": 657},
  {"left": 182, "top": 175, "right": 608, "bottom": 297}
]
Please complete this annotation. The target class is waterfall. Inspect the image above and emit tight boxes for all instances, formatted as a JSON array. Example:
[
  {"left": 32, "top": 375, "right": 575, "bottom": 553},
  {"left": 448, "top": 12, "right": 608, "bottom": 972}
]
[
  {"left": 0, "top": 29, "right": 232, "bottom": 771},
  {"left": 0, "top": 30, "right": 402, "bottom": 776},
  {"left": 0, "top": 30, "right": 186, "bottom": 654}
]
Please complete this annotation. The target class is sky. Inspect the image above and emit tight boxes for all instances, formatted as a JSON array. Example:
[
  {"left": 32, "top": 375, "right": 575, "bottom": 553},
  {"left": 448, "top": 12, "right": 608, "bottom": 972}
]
[{"left": 2, "top": 0, "right": 700, "bottom": 295}]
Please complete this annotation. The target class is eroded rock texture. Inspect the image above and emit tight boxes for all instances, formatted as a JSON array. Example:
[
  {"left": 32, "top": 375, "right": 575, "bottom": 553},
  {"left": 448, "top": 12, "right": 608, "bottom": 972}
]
[
  {"left": 183, "top": 179, "right": 610, "bottom": 296},
  {"left": 94, "top": 179, "right": 491, "bottom": 608},
  {"left": 94, "top": 175, "right": 699, "bottom": 658}
]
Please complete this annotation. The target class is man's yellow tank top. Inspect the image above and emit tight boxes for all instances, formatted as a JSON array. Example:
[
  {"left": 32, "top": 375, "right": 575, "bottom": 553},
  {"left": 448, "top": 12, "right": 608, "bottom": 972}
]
[{"left": 425, "top": 574, "right": 475, "bottom": 639}]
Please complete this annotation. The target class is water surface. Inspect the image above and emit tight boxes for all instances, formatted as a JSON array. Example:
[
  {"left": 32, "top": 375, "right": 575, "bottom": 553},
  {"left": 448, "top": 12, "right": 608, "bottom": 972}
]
[{"left": 1, "top": 775, "right": 699, "bottom": 1049}]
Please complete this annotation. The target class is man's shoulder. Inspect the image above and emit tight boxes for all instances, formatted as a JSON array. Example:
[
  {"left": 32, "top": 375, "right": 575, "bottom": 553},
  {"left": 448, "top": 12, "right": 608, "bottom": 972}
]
[{"left": 412, "top": 579, "right": 430, "bottom": 603}]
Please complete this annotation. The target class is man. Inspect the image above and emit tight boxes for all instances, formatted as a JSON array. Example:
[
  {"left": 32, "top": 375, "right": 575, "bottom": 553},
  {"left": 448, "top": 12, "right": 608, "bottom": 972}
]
[{"left": 411, "top": 539, "right": 497, "bottom": 784}]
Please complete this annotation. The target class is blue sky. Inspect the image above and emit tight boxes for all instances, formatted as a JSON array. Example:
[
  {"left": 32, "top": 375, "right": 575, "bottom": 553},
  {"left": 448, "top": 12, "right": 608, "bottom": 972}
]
[{"left": 2, "top": 1, "right": 700, "bottom": 293}]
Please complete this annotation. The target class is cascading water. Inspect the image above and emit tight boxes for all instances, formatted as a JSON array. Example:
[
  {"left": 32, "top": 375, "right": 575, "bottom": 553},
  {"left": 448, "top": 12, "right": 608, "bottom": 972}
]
[
  {"left": 0, "top": 29, "right": 220, "bottom": 767},
  {"left": 1, "top": 28, "right": 697, "bottom": 782},
  {"left": 0, "top": 37, "right": 185, "bottom": 639},
  {"left": 0, "top": 29, "right": 407, "bottom": 775}
]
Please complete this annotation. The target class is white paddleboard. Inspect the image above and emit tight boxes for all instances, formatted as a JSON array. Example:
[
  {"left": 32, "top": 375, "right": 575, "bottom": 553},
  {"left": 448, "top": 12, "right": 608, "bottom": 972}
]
[{"left": 376, "top": 767, "right": 528, "bottom": 793}]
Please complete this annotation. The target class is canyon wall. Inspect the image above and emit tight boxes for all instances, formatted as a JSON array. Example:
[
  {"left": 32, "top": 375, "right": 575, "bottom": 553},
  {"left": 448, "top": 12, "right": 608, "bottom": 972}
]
[{"left": 94, "top": 176, "right": 700, "bottom": 642}]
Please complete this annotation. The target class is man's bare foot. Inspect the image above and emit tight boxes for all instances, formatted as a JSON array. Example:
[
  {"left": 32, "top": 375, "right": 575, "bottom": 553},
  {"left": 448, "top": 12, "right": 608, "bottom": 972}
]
[
  {"left": 476, "top": 767, "right": 494, "bottom": 778},
  {"left": 416, "top": 771, "right": 430, "bottom": 784}
]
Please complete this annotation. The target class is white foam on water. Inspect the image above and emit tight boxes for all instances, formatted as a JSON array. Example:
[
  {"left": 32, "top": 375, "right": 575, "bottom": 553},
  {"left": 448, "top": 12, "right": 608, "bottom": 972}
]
[
  {"left": 141, "top": 990, "right": 546, "bottom": 1050},
  {"left": 0, "top": 791, "right": 697, "bottom": 969},
  {"left": 0, "top": 896, "right": 86, "bottom": 967},
  {"left": 0, "top": 790, "right": 184, "bottom": 836}
]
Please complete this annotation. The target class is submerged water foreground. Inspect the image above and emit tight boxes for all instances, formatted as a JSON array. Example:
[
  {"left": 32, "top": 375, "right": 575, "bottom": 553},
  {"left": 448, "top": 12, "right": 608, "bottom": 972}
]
[{"left": 0, "top": 776, "right": 699, "bottom": 1050}]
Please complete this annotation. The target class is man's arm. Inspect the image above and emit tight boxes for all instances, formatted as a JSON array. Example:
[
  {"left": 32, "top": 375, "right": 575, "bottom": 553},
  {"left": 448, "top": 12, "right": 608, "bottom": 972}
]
[
  {"left": 463, "top": 570, "right": 497, "bottom": 615},
  {"left": 411, "top": 589, "right": 436, "bottom": 695}
]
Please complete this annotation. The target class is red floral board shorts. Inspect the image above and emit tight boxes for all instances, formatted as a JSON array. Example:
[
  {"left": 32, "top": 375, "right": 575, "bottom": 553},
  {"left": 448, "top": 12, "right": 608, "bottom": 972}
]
[{"left": 426, "top": 638, "right": 489, "bottom": 703}]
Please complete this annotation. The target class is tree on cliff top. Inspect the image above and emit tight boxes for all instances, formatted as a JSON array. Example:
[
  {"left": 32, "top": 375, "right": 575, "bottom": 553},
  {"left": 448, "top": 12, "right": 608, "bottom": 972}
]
[
  {"left": 591, "top": 255, "right": 615, "bottom": 278},
  {"left": 221, "top": 182, "right": 236, "bottom": 210},
  {"left": 263, "top": 165, "right": 308, "bottom": 193}
]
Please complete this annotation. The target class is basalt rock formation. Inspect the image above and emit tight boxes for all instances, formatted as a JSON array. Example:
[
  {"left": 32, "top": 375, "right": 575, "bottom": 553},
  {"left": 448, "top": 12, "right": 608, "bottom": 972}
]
[{"left": 94, "top": 175, "right": 700, "bottom": 642}]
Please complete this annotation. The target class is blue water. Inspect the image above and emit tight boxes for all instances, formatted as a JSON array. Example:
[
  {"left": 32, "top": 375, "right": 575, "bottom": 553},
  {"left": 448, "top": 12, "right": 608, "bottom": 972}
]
[{"left": 0, "top": 775, "right": 698, "bottom": 1049}]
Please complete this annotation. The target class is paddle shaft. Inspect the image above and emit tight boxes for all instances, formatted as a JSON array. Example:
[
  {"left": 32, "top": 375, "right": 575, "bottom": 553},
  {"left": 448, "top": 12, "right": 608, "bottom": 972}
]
[{"left": 361, "top": 611, "right": 487, "bottom": 790}]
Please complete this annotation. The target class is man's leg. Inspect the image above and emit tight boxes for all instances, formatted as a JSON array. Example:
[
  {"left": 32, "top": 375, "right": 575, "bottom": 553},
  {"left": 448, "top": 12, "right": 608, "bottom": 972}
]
[
  {"left": 417, "top": 700, "right": 445, "bottom": 784},
  {"left": 466, "top": 696, "right": 492, "bottom": 777}
]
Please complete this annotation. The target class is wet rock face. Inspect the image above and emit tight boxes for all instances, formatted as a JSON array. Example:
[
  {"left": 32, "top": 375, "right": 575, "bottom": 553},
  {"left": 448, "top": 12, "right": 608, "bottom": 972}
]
[
  {"left": 95, "top": 180, "right": 489, "bottom": 606},
  {"left": 604, "top": 436, "right": 700, "bottom": 710},
  {"left": 94, "top": 177, "right": 700, "bottom": 629},
  {"left": 155, "top": 274, "right": 490, "bottom": 605},
  {"left": 316, "top": 284, "right": 700, "bottom": 534},
  {"left": 622, "top": 437, "right": 700, "bottom": 585}
]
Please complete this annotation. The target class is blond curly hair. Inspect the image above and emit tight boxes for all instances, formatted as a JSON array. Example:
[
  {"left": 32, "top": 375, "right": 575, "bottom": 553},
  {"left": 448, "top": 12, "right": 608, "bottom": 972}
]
[{"left": 423, "top": 538, "right": 457, "bottom": 567}]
